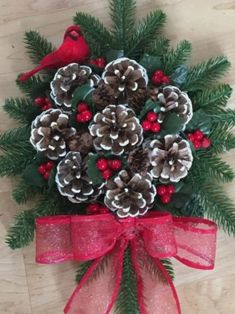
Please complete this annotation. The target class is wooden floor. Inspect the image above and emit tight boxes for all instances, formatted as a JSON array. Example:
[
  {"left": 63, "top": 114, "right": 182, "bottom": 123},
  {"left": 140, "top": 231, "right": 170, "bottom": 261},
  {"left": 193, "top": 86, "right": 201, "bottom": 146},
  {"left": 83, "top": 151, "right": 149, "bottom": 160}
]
[{"left": 0, "top": 0, "right": 235, "bottom": 313}]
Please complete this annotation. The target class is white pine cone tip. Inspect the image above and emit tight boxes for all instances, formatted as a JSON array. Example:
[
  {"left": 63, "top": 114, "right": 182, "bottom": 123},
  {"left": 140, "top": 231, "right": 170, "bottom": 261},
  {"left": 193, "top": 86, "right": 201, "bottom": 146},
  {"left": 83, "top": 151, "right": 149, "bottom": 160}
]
[
  {"left": 147, "top": 135, "right": 193, "bottom": 183},
  {"left": 89, "top": 104, "right": 143, "bottom": 155},
  {"left": 104, "top": 170, "right": 156, "bottom": 218}
]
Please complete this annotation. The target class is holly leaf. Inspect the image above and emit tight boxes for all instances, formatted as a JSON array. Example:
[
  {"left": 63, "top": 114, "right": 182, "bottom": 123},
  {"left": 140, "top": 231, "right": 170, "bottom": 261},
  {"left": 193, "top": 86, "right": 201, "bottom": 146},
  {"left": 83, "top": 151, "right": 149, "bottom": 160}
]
[
  {"left": 139, "top": 54, "right": 161, "bottom": 77},
  {"left": 48, "top": 166, "right": 57, "bottom": 190},
  {"left": 71, "top": 84, "right": 94, "bottom": 108},
  {"left": 106, "top": 50, "right": 124, "bottom": 63},
  {"left": 139, "top": 99, "right": 161, "bottom": 120},
  {"left": 186, "top": 109, "right": 212, "bottom": 134},
  {"left": 23, "top": 163, "right": 47, "bottom": 187},
  {"left": 161, "top": 112, "right": 185, "bottom": 135},
  {"left": 171, "top": 64, "right": 188, "bottom": 86},
  {"left": 87, "top": 154, "right": 103, "bottom": 185}
]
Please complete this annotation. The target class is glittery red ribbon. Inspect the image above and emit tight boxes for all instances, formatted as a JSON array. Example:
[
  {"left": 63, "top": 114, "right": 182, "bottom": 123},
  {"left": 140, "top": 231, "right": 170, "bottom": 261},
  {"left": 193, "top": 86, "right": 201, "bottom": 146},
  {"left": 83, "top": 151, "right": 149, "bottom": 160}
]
[{"left": 35, "top": 212, "right": 217, "bottom": 314}]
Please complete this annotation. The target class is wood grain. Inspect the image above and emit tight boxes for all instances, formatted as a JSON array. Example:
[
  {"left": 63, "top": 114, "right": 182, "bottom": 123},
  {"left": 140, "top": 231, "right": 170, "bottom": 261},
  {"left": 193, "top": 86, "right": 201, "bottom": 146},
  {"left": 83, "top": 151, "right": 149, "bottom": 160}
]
[{"left": 0, "top": 0, "right": 235, "bottom": 313}]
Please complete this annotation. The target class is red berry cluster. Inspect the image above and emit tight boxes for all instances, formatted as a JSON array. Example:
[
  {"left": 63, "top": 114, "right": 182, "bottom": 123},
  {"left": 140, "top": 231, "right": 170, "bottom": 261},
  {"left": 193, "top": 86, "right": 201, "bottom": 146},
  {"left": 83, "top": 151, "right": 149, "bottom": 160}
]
[
  {"left": 151, "top": 70, "right": 170, "bottom": 86},
  {"left": 187, "top": 130, "right": 211, "bottom": 150},
  {"left": 86, "top": 203, "right": 109, "bottom": 215},
  {"left": 89, "top": 57, "right": 106, "bottom": 69},
  {"left": 34, "top": 97, "right": 52, "bottom": 111},
  {"left": 157, "top": 184, "right": 175, "bottom": 204},
  {"left": 38, "top": 161, "right": 55, "bottom": 180},
  {"left": 96, "top": 158, "right": 122, "bottom": 180},
  {"left": 76, "top": 102, "right": 93, "bottom": 123},
  {"left": 142, "top": 111, "right": 161, "bottom": 133}
]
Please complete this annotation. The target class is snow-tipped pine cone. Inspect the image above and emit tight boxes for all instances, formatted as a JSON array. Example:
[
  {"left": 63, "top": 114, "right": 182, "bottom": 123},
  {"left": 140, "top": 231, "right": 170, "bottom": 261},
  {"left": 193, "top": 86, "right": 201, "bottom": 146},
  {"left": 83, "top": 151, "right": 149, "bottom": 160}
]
[
  {"left": 56, "top": 152, "right": 103, "bottom": 203},
  {"left": 50, "top": 63, "right": 100, "bottom": 113},
  {"left": 104, "top": 170, "right": 156, "bottom": 218},
  {"left": 89, "top": 104, "right": 143, "bottom": 155},
  {"left": 146, "top": 135, "right": 193, "bottom": 182},
  {"left": 30, "top": 109, "right": 76, "bottom": 160}
]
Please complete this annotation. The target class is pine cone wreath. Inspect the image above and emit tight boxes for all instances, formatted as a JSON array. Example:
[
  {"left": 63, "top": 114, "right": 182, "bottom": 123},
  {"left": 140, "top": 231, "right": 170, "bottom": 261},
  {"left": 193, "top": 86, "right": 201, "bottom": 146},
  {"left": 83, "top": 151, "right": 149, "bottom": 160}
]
[
  {"left": 89, "top": 104, "right": 143, "bottom": 155},
  {"left": 92, "top": 81, "right": 117, "bottom": 111},
  {"left": 104, "top": 170, "right": 156, "bottom": 218},
  {"left": 30, "top": 109, "right": 76, "bottom": 160},
  {"left": 128, "top": 146, "right": 150, "bottom": 175},
  {"left": 50, "top": 63, "right": 100, "bottom": 112},
  {"left": 56, "top": 152, "right": 103, "bottom": 203},
  {"left": 146, "top": 135, "right": 193, "bottom": 182},
  {"left": 67, "top": 131, "right": 93, "bottom": 155},
  {"left": 128, "top": 88, "right": 148, "bottom": 113},
  {"left": 102, "top": 58, "right": 148, "bottom": 99},
  {"left": 157, "top": 86, "right": 193, "bottom": 125}
]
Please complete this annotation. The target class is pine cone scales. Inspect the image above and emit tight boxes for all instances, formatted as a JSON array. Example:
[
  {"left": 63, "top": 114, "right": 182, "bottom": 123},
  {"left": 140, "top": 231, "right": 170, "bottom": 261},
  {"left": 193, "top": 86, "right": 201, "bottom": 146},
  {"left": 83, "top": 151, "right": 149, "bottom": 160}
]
[
  {"left": 92, "top": 81, "right": 116, "bottom": 110},
  {"left": 56, "top": 152, "right": 103, "bottom": 203},
  {"left": 51, "top": 63, "right": 100, "bottom": 112},
  {"left": 147, "top": 135, "right": 193, "bottom": 182},
  {"left": 128, "top": 146, "right": 150, "bottom": 175},
  {"left": 89, "top": 104, "right": 143, "bottom": 155},
  {"left": 30, "top": 109, "right": 76, "bottom": 160},
  {"left": 104, "top": 170, "right": 156, "bottom": 218}
]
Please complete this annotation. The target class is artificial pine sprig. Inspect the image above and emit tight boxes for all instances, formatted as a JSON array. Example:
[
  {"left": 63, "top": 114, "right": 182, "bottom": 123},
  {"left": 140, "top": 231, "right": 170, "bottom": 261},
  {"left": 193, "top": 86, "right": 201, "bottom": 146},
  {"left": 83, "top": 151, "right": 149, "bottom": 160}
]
[{"left": 145, "top": 36, "right": 170, "bottom": 57}]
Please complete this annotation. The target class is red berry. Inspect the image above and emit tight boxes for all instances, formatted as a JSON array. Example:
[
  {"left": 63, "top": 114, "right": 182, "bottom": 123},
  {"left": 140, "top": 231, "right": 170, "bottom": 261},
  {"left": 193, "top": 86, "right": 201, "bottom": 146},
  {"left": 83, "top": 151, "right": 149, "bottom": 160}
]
[
  {"left": 151, "top": 70, "right": 164, "bottom": 85},
  {"left": 86, "top": 203, "right": 100, "bottom": 214},
  {"left": 109, "top": 159, "right": 122, "bottom": 171},
  {"left": 167, "top": 185, "right": 175, "bottom": 194},
  {"left": 187, "top": 133, "right": 195, "bottom": 142},
  {"left": 77, "top": 102, "right": 89, "bottom": 113},
  {"left": 45, "top": 97, "right": 51, "bottom": 104},
  {"left": 142, "top": 120, "right": 152, "bottom": 131},
  {"left": 81, "top": 110, "right": 93, "bottom": 122},
  {"left": 43, "top": 171, "right": 50, "bottom": 180},
  {"left": 76, "top": 113, "right": 85, "bottom": 123},
  {"left": 201, "top": 137, "right": 211, "bottom": 149},
  {"left": 194, "top": 130, "right": 204, "bottom": 141},
  {"left": 193, "top": 140, "right": 202, "bottom": 150},
  {"left": 157, "top": 185, "right": 168, "bottom": 196},
  {"left": 102, "top": 169, "right": 113, "bottom": 180},
  {"left": 41, "top": 104, "right": 51, "bottom": 111},
  {"left": 146, "top": 111, "right": 157, "bottom": 122},
  {"left": 96, "top": 57, "right": 106, "bottom": 68},
  {"left": 96, "top": 158, "right": 108, "bottom": 171},
  {"left": 38, "top": 164, "right": 46, "bottom": 175},
  {"left": 161, "top": 194, "right": 171, "bottom": 204},
  {"left": 162, "top": 76, "right": 170, "bottom": 84},
  {"left": 151, "top": 122, "right": 161, "bottom": 133},
  {"left": 89, "top": 59, "right": 98, "bottom": 66},
  {"left": 45, "top": 161, "right": 55, "bottom": 171},
  {"left": 34, "top": 97, "right": 45, "bottom": 106},
  {"left": 99, "top": 206, "right": 109, "bottom": 214}
]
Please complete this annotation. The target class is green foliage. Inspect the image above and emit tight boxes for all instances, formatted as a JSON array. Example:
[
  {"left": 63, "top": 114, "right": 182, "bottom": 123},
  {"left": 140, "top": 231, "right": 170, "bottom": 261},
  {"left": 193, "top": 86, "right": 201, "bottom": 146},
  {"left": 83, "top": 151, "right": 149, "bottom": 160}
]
[
  {"left": 210, "top": 108, "right": 235, "bottom": 127},
  {"left": 145, "top": 36, "right": 170, "bottom": 57},
  {"left": 0, "top": 126, "right": 30, "bottom": 151},
  {"left": 126, "top": 10, "right": 166, "bottom": 58},
  {"left": 24, "top": 30, "right": 54, "bottom": 65},
  {"left": 4, "top": 98, "right": 40, "bottom": 124},
  {"left": 73, "top": 12, "right": 114, "bottom": 55},
  {"left": 139, "top": 53, "right": 161, "bottom": 76},
  {"left": 87, "top": 154, "right": 103, "bottom": 185},
  {"left": 75, "top": 261, "right": 93, "bottom": 283},
  {"left": 161, "top": 259, "right": 175, "bottom": 280},
  {"left": 209, "top": 123, "right": 235, "bottom": 154},
  {"left": 16, "top": 75, "right": 51, "bottom": 99},
  {"left": 183, "top": 56, "right": 231, "bottom": 91},
  {"left": 182, "top": 195, "right": 204, "bottom": 217},
  {"left": 186, "top": 109, "right": 212, "bottom": 134},
  {"left": 115, "top": 247, "right": 139, "bottom": 314},
  {"left": 139, "top": 99, "right": 160, "bottom": 119},
  {"left": 161, "top": 112, "right": 185, "bottom": 135},
  {"left": 162, "top": 40, "right": 192, "bottom": 75},
  {"left": 110, "top": 0, "right": 136, "bottom": 51},
  {"left": 12, "top": 178, "right": 40, "bottom": 204}
]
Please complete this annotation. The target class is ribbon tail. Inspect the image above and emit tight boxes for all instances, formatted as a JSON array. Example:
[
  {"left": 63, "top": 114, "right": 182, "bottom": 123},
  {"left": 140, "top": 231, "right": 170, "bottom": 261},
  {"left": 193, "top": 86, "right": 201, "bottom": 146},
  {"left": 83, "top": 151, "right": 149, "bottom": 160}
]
[{"left": 64, "top": 240, "right": 127, "bottom": 314}]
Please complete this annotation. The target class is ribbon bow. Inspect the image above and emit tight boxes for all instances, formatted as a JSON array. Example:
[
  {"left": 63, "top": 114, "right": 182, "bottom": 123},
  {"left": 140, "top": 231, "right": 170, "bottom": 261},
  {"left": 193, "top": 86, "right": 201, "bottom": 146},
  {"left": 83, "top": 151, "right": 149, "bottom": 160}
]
[{"left": 36, "top": 212, "right": 217, "bottom": 314}]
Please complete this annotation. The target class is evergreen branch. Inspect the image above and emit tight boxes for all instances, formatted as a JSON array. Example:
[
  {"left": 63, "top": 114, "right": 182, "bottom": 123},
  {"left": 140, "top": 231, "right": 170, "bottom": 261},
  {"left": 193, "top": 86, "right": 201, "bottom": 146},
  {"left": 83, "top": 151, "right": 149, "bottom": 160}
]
[
  {"left": 24, "top": 30, "right": 54, "bottom": 65},
  {"left": 161, "top": 259, "right": 175, "bottom": 280},
  {"left": 209, "top": 123, "right": 235, "bottom": 154},
  {"left": 109, "top": 0, "right": 136, "bottom": 51},
  {"left": 126, "top": 10, "right": 166, "bottom": 58},
  {"left": 75, "top": 261, "right": 93, "bottom": 283},
  {"left": 4, "top": 98, "right": 40, "bottom": 124},
  {"left": 162, "top": 40, "right": 192, "bottom": 75},
  {"left": 183, "top": 195, "right": 204, "bottom": 217},
  {"left": 0, "top": 126, "right": 30, "bottom": 151},
  {"left": 183, "top": 56, "right": 231, "bottom": 91},
  {"left": 73, "top": 12, "right": 114, "bottom": 55},
  {"left": 145, "top": 36, "right": 170, "bottom": 57},
  {"left": 16, "top": 75, "right": 51, "bottom": 99},
  {"left": 12, "top": 178, "right": 40, "bottom": 204},
  {"left": 192, "top": 84, "right": 233, "bottom": 111},
  {"left": 115, "top": 247, "right": 139, "bottom": 314},
  {"left": 210, "top": 108, "right": 235, "bottom": 126}
]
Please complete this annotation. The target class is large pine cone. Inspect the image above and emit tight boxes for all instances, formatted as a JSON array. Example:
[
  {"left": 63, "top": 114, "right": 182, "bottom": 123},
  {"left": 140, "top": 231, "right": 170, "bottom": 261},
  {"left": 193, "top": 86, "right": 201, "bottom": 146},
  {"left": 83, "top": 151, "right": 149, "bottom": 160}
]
[
  {"left": 128, "top": 146, "right": 150, "bottom": 175},
  {"left": 30, "top": 109, "right": 76, "bottom": 160},
  {"left": 104, "top": 170, "right": 156, "bottom": 218},
  {"left": 147, "top": 135, "right": 193, "bottom": 182},
  {"left": 50, "top": 63, "right": 100, "bottom": 112},
  {"left": 102, "top": 58, "right": 148, "bottom": 99},
  {"left": 56, "top": 152, "right": 103, "bottom": 203},
  {"left": 92, "top": 81, "right": 117, "bottom": 111},
  {"left": 157, "top": 86, "right": 193, "bottom": 125},
  {"left": 128, "top": 88, "right": 148, "bottom": 113},
  {"left": 89, "top": 104, "right": 143, "bottom": 155},
  {"left": 68, "top": 131, "right": 93, "bottom": 155}
]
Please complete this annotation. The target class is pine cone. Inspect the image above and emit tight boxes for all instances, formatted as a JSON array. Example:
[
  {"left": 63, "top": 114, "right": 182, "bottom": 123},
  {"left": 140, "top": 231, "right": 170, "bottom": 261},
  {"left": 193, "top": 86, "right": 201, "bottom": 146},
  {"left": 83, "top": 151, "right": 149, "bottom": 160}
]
[
  {"left": 102, "top": 58, "right": 148, "bottom": 99},
  {"left": 92, "top": 81, "right": 117, "bottom": 111},
  {"left": 147, "top": 135, "right": 193, "bottom": 182},
  {"left": 68, "top": 131, "right": 93, "bottom": 155},
  {"left": 104, "top": 170, "right": 156, "bottom": 218},
  {"left": 50, "top": 63, "right": 100, "bottom": 112},
  {"left": 89, "top": 104, "right": 143, "bottom": 155},
  {"left": 56, "top": 152, "right": 103, "bottom": 203},
  {"left": 128, "top": 88, "right": 148, "bottom": 113},
  {"left": 30, "top": 109, "right": 76, "bottom": 160},
  {"left": 128, "top": 146, "right": 150, "bottom": 175},
  {"left": 156, "top": 86, "right": 193, "bottom": 125}
]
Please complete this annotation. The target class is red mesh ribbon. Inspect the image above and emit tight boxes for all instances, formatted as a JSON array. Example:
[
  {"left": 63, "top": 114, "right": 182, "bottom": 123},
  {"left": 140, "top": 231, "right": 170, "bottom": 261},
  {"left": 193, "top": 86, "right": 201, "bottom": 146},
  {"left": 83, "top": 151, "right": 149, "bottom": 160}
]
[{"left": 36, "top": 212, "right": 217, "bottom": 314}]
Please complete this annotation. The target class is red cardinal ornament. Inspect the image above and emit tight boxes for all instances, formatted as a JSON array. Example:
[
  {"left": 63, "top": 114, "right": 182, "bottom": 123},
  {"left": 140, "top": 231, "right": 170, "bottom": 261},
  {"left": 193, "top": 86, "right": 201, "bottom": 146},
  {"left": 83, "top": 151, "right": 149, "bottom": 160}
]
[{"left": 19, "top": 25, "right": 90, "bottom": 81}]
